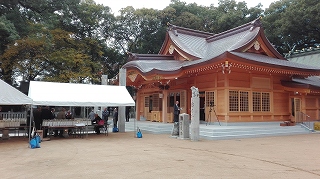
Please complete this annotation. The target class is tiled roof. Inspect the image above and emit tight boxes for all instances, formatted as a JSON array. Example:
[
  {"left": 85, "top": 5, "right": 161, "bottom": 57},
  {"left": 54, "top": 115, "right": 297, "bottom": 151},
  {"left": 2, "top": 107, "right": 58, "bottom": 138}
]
[
  {"left": 168, "top": 19, "right": 260, "bottom": 60},
  {"left": 169, "top": 32, "right": 209, "bottom": 58},
  {"left": 124, "top": 51, "right": 320, "bottom": 75},
  {"left": 123, "top": 60, "right": 185, "bottom": 74},
  {"left": 293, "top": 76, "right": 320, "bottom": 88},
  {"left": 124, "top": 18, "right": 320, "bottom": 76},
  {"left": 230, "top": 52, "right": 320, "bottom": 70},
  {"left": 287, "top": 49, "right": 320, "bottom": 68}
]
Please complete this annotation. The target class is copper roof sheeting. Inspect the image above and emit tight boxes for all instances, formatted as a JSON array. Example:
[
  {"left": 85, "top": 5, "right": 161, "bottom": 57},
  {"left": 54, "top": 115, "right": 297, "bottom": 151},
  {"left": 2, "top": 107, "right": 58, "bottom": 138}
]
[
  {"left": 168, "top": 19, "right": 260, "bottom": 60},
  {"left": 124, "top": 51, "right": 320, "bottom": 75},
  {"left": 123, "top": 18, "right": 320, "bottom": 77},
  {"left": 230, "top": 52, "right": 320, "bottom": 71},
  {"left": 293, "top": 76, "right": 320, "bottom": 88},
  {"left": 123, "top": 60, "right": 185, "bottom": 74},
  {"left": 281, "top": 76, "right": 320, "bottom": 92},
  {"left": 287, "top": 49, "right": 320, "bottom": 68}
]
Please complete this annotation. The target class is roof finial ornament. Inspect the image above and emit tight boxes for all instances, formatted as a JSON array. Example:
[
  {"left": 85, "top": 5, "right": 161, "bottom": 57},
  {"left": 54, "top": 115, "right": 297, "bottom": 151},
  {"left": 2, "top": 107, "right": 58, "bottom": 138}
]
[
  {"left": 249, "top": 17, "right": 262, "bottom": 31},
  {"left": 167, "top": 22, "right": 174, "bottom": 31},
  {"left": 127, "top": 52, "right": 138, "bottom": 61},
  {"left": 251, "top": 17, "right": 262, "bottom": 27}
]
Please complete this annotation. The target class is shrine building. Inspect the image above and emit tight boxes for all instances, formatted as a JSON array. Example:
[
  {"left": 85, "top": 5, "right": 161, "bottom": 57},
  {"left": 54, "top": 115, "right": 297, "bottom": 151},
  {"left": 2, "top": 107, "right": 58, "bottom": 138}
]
[{"left": 122, "top": 18, "right": 320, "bottom": 124}]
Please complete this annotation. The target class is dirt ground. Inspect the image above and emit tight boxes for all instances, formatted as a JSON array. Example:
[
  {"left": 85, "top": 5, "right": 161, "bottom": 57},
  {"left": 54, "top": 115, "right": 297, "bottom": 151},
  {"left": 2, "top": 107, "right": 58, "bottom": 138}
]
[{"left": 1, "top": 132, "right": 320, "bottom": 179}]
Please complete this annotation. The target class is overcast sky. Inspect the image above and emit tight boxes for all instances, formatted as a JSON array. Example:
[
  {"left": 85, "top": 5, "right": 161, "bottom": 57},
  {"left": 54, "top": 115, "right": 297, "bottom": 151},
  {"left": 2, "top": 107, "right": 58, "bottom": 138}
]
[{"left": 94, "top": 0, "right": 276, "bottom": 14}]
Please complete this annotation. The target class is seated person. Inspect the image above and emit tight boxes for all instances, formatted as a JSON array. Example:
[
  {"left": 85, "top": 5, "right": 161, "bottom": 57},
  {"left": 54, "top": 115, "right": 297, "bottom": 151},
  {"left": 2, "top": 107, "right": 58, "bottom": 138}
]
[{"left": 92, "top": 113, "right": 104, "bottom": 134}]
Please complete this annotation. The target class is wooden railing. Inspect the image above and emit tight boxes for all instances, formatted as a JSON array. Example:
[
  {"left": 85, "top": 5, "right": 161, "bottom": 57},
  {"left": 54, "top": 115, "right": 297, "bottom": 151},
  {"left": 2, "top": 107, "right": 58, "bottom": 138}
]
[{"left": 296, "top": 111, "right": 313, "bottom": 131}]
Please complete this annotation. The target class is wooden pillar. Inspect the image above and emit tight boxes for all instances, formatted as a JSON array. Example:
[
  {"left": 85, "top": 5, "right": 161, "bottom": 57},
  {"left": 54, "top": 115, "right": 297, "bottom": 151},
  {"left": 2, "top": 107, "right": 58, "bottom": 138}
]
[
  {"left": 162, "top": 90, "right": 168, "bottom": 123},
  {"left": 135, "top": 91, "right": 140, "bottom": 121}
]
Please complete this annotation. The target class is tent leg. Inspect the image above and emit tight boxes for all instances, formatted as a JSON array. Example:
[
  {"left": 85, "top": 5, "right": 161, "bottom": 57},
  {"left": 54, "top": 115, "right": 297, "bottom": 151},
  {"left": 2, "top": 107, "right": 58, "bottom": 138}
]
[{"left": 28, "top": 105, "right": 33, "bottom": 143}]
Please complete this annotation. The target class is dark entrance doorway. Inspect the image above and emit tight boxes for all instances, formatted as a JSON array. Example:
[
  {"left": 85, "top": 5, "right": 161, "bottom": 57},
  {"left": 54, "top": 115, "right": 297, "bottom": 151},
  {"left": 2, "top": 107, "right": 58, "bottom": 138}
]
[{"left": 200, "top": 92, "right": 205, "bottom": 121}]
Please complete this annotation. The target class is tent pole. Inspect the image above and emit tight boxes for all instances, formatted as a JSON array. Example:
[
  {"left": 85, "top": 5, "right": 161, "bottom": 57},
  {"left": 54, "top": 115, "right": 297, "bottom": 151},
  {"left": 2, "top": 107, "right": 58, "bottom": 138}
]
[
  {"left": 134, "top": 109, "right": 136, "bottom": 138},
  {"left": 28, "top": 105, "right": 33, "bottom": 142}
]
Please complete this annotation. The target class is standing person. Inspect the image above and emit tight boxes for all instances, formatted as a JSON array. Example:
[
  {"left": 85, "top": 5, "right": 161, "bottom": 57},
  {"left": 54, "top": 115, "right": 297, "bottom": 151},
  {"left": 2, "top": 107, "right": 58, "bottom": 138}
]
[
  {"left": 65, "top": 110, "right": 72, "bottom": 119},
  {"left": 56, "top": 108, "right": 66, "bottom": 119},
  {"left": 41, "top": 106, "right": 52, "bottom": 120},
  {"left": 33, "top": 106, "right": 42, "bottom": 130},
  {"left": 113, "top": 108, "right": 118, "bottom": 128},
  {"left": 102, "top": 108, "right": 109, "bottom": 123},
  {"left": 0, "top": 106, "right": 2, "bottom": 120},
  {"left": 88, "top": 110, "right": 95, "bottom": 121},
  {"left": 172, "top": 101, "right": 181, "bottom": 136},
  {"left": 174, "top": 101, "right": 181, "bottom": 122},
  {"left": 26, "top": 109, "right": 31, "bottom": 137},
  {"left": 51, "top": 108, "right": 56, "bottom": 119},
  {"left": 125, "top": 106, "right": 130, "bottom": 122},
  {"left": 41, "top": 106, "right": 52, "bottom": 138},
  {"left": 65, "top": 109, "right": 73, "bottom": 135},
  {"left": 55, "top": 108, "right": 66, "bottom": 137}
]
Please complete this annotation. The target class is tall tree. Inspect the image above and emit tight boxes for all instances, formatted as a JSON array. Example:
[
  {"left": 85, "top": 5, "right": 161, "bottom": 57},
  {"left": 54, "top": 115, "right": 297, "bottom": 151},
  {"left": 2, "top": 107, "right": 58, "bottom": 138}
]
[
  {"left": 160, "top": 0, "right": 263, "bottom": 33},
  {"left": 1, "top": 25, "right": 99, "bottom": 83},
  {"left": 262, "top": 0, "right": 320, "bottom": 54},
  {"left": 109, "top": 7, "right": 165, "bottom": 54},
  {"left": 56, "top": 0, "right": 117, "bottom": 80},
  {"left": 0, "top": 16, "right": 19, "bottom": 54}
]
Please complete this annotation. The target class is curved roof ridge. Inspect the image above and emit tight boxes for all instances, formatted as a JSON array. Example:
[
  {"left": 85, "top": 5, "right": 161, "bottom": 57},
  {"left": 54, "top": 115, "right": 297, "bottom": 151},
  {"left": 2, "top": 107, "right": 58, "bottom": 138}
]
[
  {"left": 206, "top": 17, "right": 262, "bottom": 42},
  {"left": 167, "top": 22, "right": 214, "bottom": 38},
  {"left": 227, "top": 27, "right": 260, "bottom": 52},
  {"left": 127, "top": 52, "right": 175, "bottom": 61}
]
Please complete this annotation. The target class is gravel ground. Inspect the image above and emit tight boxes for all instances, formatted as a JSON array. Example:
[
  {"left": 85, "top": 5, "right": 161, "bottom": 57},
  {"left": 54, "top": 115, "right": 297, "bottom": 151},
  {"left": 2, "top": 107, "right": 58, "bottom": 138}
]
[{"left": 1, "top": 132, "right": 320, "bottom": 179}]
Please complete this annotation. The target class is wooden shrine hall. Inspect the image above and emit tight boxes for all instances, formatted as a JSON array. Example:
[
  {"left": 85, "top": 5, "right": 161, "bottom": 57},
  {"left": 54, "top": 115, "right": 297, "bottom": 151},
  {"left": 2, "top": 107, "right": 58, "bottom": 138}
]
[{"left": 122, "top": 17, "right": 320, "bottom": 124}]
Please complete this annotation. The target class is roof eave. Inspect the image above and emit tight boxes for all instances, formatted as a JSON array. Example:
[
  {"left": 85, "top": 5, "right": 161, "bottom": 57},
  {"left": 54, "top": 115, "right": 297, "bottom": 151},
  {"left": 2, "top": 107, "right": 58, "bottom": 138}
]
[{"left": 227, "top": 52, "right": 320, "bottom": 76}]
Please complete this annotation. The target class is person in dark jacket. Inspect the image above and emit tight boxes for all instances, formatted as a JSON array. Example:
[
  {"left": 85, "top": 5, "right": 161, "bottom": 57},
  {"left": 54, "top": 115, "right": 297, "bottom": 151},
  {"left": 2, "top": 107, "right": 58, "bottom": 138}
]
[
  {"left": 26, "top": 110, "right": 32, "bottom": 137},
  {"left": 113, "top": 108, "right": 118, "bottom": 128},
  {"left": 102, "top": 108, "right": 109, "bottom": 123},
  {"left": 41, "top": 106, "right": 52, "bottom": 138},
  {"left": 33, "top": 106, "right": 42, "bottom": 130},
  {"left": 125, "top": 106, "right": 130, "bottom": 122},
  {"left": 174, "top": 101, "right": 181, "bottom": 122},
  {"left": 51, "top": 108, "right": 56, "bottom": 119}
]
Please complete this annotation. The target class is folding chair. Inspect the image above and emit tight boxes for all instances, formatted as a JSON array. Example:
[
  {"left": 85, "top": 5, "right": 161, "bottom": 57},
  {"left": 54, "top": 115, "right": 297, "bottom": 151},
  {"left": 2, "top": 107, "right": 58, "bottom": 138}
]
[{"left": 100, "top": 122, "right": 110, "bottom": 136}]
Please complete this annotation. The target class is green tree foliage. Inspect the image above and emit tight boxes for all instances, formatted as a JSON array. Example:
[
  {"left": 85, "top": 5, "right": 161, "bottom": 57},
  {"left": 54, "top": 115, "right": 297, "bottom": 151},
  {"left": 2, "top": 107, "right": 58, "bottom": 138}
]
[
  {"left": 45, "top": 28, "right": 99, "bottom": 83},
  {"left": 161, "top": 0, "right": 215, "bottom": 32},
  {"left": 110, "top": 7, "right": 165, "bottom": 54},
  {"left": 1, "top": 24, "right": 51, "bottom": 82},
  {"left": 214, "top": 0, "right": 263, "bottom": 33},
  {"left": 262, "top": 0, "right": 320, "bottom": 54},
  {"left": 0, "top": 0, "right": 319, "bottom": 85},
  {"left": 0, "top": 0, "right": 115, "bottom": 83},
  {"left": 163, "top": 0, "right": 263, "bottom": 33},
  {"left": 0, "top": 16, "right": 19, "bottom": 54},
  {"left": 100, "top": 47, "right": 125, "bottom": 79},
  {"left": 1, "top": 26, "right": 98, "bottom": 83}
]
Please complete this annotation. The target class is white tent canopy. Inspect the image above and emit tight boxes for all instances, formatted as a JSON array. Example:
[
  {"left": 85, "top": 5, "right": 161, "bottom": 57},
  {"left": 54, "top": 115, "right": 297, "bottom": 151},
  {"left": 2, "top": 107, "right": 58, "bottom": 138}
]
[
  {"left": 0, "top": 79, "right": 33, "bottom": 105},
  {"left": 28, "top": 81, "right": 135, "bottom": 106}
]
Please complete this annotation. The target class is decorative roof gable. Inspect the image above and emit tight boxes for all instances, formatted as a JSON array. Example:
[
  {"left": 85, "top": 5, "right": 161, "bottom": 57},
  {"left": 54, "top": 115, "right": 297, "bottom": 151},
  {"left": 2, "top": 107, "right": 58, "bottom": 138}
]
[
  {"left": 123, "top": 18, "right": 320, "bottom": 80},
  {"left": 161, "top": 17, "right": 284, "bottom": 61}
]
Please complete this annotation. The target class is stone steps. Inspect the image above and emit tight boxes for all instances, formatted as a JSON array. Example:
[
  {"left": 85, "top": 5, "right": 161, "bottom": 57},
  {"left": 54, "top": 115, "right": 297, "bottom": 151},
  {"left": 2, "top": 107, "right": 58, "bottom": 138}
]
[
  {"left": 199, "top": 125, "right": 311, "bottom": 140},
  {"left": 125, "top": 121, "right": 312, "bottom": 140}
]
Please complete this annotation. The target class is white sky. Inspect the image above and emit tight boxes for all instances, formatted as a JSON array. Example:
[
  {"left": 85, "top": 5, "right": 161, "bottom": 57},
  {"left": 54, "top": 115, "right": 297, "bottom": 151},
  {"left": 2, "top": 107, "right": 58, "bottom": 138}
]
[{"left": 94, "top": 0, "right": 277, "bottom": 14}]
